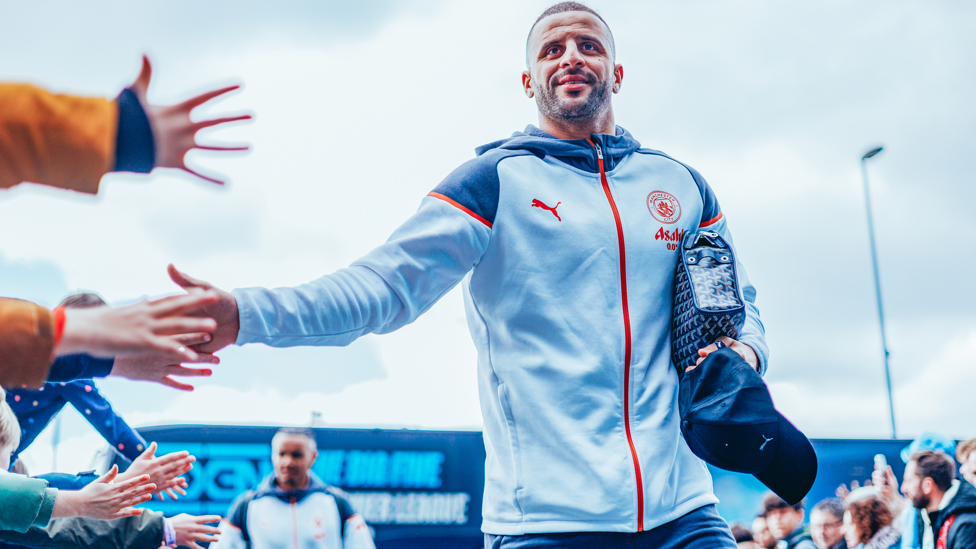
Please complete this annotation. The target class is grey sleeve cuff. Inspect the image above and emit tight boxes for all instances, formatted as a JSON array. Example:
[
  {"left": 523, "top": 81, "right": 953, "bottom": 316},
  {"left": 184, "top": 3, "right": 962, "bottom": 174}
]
[{"left": 33, "top": 487, "right": 58, "bottom": 527}]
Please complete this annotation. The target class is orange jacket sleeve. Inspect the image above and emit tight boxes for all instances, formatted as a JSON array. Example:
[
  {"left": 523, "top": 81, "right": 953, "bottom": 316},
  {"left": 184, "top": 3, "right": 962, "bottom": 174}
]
[
  {"left": 0, "top": 298, "right": 55, "bottom": 389},
  {"left": 0, "top": 83, "right": 117, "bottom": 194}
]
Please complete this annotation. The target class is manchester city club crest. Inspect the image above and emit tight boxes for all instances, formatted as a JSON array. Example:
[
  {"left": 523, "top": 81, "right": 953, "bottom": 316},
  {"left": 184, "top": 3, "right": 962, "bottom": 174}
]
[{"left": 647, "top": 191, "right": 681, "bottom": 224}]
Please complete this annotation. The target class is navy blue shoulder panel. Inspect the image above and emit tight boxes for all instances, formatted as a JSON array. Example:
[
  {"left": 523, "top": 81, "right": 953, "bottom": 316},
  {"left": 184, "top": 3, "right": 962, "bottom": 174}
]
[
  {"left": 226, "top": 490, "right": 255, "bottom": 529},
  {"left": 636, "top": 148, "right": 722, "bottom": 226},
  {"left": 430, "top": 149, "right": 535, "bottom": 226}
]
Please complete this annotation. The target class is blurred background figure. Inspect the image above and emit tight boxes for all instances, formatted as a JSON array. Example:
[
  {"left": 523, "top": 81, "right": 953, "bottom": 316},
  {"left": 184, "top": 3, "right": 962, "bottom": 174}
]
[
  {"left": 810, "top": 498, "right": 847, "bottom": 549},
  {"left": 900, "top": 451, "right": 976, "bottom": 549},
  {"left": 731, "top": 522, "right": 760, "bottom": 549},
  {"left": 753, "top": 514, "right": 778, "bottom": 549},
  {"left": 761, "top": 493, "right": 816, "bottom": 549},
  {"left": 842, "top": 488, "right": 899, "bottom": 549},
  {"left": 956, "top": 438, "right": 976, "bottom": 487}
]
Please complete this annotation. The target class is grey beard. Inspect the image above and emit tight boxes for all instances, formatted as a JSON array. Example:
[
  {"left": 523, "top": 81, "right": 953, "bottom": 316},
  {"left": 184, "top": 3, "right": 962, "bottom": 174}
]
[{"left": 536, "top": 80, "right": 612, "bottom": 122}]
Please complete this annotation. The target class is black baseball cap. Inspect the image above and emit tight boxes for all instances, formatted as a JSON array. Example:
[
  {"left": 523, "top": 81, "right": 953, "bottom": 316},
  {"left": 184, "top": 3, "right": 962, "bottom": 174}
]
[{"left": 678, "top": 347, "right": 817, "bottom": 505}]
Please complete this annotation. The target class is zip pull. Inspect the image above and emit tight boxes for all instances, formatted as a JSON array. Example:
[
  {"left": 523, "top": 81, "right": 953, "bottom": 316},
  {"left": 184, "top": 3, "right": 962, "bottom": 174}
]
[{"left": 593, "top": 141, "right": 603, "bottom": 160}]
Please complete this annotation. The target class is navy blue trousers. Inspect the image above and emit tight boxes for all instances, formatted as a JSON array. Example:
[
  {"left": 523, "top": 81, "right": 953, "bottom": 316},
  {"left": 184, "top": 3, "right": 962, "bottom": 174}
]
[{"left": 484, "top": 504, "right": 737, "bottom": 549}]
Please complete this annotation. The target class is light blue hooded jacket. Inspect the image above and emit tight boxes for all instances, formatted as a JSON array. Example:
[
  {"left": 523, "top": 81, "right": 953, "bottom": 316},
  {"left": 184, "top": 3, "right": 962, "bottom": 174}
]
[{"left": 232, "top": 126, "right": 768, "bottom": 535}]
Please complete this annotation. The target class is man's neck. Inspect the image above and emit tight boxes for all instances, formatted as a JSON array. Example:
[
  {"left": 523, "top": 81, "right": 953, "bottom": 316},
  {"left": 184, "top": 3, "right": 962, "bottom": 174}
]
[
  {"left": 538, "top": 109, "right": 616, "bottom": 140},
  {"left": 926, "top": 490, "right": 946, "bottom": 513},
  {"left": 277, "top": 475, "right": 311, "bottom": 492}
]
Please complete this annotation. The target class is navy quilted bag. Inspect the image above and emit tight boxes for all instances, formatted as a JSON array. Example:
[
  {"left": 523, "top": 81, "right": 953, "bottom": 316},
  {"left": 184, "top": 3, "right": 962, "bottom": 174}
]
[{"left": 671, "top": 230, "right": 746, "bottom": 374}]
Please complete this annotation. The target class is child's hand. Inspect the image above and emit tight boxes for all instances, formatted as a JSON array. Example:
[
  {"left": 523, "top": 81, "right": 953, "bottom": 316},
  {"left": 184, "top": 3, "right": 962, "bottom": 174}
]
[{"left": 52, "top": 465, "right": 156, "bottom": 520}]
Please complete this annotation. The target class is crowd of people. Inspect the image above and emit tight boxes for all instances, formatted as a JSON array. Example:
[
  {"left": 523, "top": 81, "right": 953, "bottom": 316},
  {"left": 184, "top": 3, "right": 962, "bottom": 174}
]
[{"left": 730, "top": 435, "right": 976, "bottom": 549}]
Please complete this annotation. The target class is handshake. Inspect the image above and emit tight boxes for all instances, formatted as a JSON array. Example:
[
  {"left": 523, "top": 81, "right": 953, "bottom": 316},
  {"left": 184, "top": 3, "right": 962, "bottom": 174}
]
[{"left": 2, "top": 265, "right": 238, "bottom": 393}]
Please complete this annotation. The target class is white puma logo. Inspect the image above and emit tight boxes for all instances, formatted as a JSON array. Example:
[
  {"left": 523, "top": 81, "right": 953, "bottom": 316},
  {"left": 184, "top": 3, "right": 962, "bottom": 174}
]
[{"left": 760, "top": 435, "right": 773, "bottom": 451}]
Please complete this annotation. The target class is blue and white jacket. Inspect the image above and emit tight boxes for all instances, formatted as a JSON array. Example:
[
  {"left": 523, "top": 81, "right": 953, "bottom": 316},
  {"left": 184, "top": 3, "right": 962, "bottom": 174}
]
[
  {"left": 232, "top": 126, "right": 768, "bottom": 535},
  {"left": 213, "top": 473, "right": 374, "bottom": 549}
]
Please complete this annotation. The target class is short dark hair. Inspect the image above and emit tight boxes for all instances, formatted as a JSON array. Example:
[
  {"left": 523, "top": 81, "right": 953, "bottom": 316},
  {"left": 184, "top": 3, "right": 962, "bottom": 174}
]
[
  {"left": 526, "top": 2, "right": 616, "bottom": 66},
  {"left": 812, "top": 497, "right": 845, "bottom": 520},
  {"left": 912, "top": 450, "right": 955, "bottom": 492},
  {"left": 59, "top": 292, "right": 107, "bottom": 309},
  {"left": 730, "top": 523, "right": 754, "bottom": 543},
  {"left": 761, "top": 492, "right": 804, "bottom": 516}
]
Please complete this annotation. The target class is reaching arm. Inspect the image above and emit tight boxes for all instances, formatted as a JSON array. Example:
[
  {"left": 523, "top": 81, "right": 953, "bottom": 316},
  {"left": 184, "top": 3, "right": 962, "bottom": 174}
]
[
  {"left": 0, "top": 55, "right": 249, "bottom": 192},
  {"left": 0, "top": 474, "right": 58, "bottom": 533},
  {"left": 170, "top": 195, "right": 492, "bottom": 351}
]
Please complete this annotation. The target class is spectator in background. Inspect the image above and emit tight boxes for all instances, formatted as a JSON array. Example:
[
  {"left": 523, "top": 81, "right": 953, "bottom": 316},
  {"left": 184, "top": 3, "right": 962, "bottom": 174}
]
[
  {"left": 810, "top": 498, "right": 847, "bottom": 549},
  {"left": 753, "top": 515, "right": 778, "bottom": 549},
  {"left": 731, "top": 522, "right": 760, "bottom": 549},
  {"left": 762, "top": 493, "right": 816, "bottom": 549},
  {"left": 842, "top": 488, "right": 900, "bottom": 549},
  {"left": 956, "top": 438, "right": 976, "bottom": 488},
  {"left": 212, "top": 428, "right": 374, "bottom": 549},
  {"left": 900, "top": 451, "right": 976, "bottom": 549}
]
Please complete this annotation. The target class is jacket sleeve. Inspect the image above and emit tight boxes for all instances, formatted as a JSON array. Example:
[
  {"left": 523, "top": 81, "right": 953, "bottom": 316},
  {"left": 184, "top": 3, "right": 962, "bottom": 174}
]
[
  {"left": 45, "top": 355, "right": 115, "bottom": 383},
  {"left": 61, "top": 381, "right": 147, "bottom": 461},
  {"left": 0, "top": 84, "right": 155, "bottom": 193},
  {"left": 0, "top": 510, "right": 164, "bottom": 548},
  {"left": 0, "top": 298, "right": 57, "bottom": 389},
  {"left": 686, "top": 162, "right": 769, "bottom": 376},
  {"left": 949, "top": 516, "right": 976, "bottom": 549},
  {"left": 706, "top": 213, "right": 770, "bottom": 375},
  {"left": 0, "top": 474, "right": 57, "bottom": 533},
  {"left": 0, "top": 84, "right": 116, "bottom": 193},
  {"left": 233, "top": 195, "right": 492, "bottom": 347},
  {"left": 209, "top": 519, "right": 247, "bottom": 549},
  {"left": 342, "top": 513, "right": 376, "bottom": 549}
]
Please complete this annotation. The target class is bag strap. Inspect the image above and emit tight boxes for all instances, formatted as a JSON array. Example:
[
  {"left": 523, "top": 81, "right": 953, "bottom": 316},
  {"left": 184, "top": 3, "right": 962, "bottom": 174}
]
[
  {"left": 937, "top": 514, "right": 956, "bottom": 549},
  {"left": 325, "top": 486, "right": 356, "bottom": 538},
  {"left": 237, "top": 490, "right": 258, "bottom": 547}
]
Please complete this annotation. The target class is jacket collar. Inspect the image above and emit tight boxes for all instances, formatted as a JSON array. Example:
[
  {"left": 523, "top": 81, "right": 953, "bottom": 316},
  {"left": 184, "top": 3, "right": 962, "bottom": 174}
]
[{"left": 475, "top": 124, "right": 642, "bottom": 173}]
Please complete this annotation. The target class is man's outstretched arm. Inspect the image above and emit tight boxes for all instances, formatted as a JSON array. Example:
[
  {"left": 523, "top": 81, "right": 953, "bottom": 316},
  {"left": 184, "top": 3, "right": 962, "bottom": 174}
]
[
  {"left": 0, "top": 55, "right": 249, "bottom": 191},
  {"left": 170, "top": 194, "right": 493, "bottom": 352}
]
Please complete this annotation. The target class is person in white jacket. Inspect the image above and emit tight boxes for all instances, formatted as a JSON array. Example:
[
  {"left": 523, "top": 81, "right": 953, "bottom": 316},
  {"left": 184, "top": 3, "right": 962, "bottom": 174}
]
[
  {"left": 169, "top": 3, "right": 768, "bottom": 548},
  {"left": 211, "top": 428, "right": 374, "bottom": 549}
]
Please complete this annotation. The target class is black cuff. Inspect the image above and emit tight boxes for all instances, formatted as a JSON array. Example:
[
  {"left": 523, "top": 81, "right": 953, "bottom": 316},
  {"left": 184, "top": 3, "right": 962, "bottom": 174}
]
[
  {"left": 46, "top": 354, "right": 115, "bottom": 382},
  {"left": 114, "top": 87, "right": 156, "bottom": 173}
]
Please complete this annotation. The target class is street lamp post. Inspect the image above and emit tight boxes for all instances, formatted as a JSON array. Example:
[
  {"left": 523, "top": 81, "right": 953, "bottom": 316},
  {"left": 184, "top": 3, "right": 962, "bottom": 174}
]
[{"left": 860, "top": 146, "right": 897, "bottom": 439}]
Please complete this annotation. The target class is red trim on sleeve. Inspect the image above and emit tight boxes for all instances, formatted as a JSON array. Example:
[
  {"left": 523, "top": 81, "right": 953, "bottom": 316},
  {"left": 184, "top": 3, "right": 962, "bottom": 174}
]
[
  {"left": 428, "top": 192, "right": 492, "bottom": 229},
  {"left": 699, "top": 211, "right": 724, "bottom": 228},
  {"left": 52, "top": 306, "right": 66, "bottom": 347}
]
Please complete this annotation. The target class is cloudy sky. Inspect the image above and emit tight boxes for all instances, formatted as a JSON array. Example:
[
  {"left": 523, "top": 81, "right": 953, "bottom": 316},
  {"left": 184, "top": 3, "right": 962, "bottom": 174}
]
[{"left": 2, "top": 0, "right": 974, "bottom": 474}]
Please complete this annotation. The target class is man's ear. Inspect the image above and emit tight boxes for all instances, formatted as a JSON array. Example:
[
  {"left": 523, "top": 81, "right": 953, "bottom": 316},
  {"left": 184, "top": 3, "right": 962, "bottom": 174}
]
[
  {"left": 522, "top": 71, "right": 534, "bottom": 98},
  {"left": 613, "top": 64, "right": 624, "bottom": 93}
]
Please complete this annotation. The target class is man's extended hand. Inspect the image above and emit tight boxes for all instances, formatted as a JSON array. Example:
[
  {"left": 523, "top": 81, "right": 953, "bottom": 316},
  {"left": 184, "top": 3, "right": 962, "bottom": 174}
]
[
  {"left": 111, "top": 332, "right": 219, "bottom": 391},
  {"left": 57, "top": 292, "right": 219, "bottom": 363},
  {"left": 168, "top": 264, "right": 240, "bottom": 353},
  {"left": 687, "top": 336, "right": 759, "bottom": 373},
  {"left": 130, "top": 55, "right": 251, "bottom": 185}
]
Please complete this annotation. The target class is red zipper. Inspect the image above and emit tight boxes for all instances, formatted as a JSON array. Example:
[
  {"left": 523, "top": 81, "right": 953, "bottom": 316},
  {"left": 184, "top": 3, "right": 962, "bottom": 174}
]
[
  {"left": 587, "top": 138, "right": 644, "bottom": 532},
  {"left": 290, "top": 496, "right": 300, "bottom": 549}
]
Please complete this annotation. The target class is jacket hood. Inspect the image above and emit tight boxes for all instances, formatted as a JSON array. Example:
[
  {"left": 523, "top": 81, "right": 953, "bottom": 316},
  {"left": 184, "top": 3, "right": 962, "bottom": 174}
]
[{"left": 475, "top": 125, "right": 642, "bottom": 172}]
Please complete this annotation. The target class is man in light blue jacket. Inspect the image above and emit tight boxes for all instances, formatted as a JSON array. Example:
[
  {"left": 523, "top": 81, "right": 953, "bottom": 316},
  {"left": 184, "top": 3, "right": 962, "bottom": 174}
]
[{"left": 169, "top": 3, "right": 767, "bottom": 547}]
